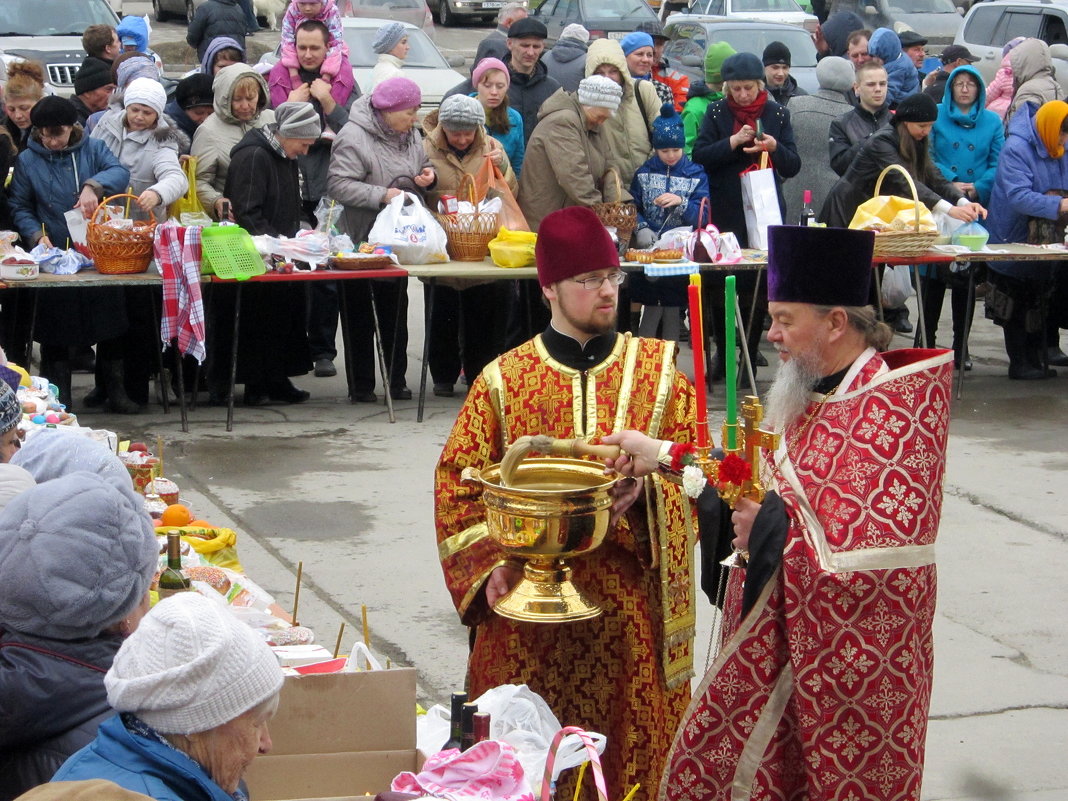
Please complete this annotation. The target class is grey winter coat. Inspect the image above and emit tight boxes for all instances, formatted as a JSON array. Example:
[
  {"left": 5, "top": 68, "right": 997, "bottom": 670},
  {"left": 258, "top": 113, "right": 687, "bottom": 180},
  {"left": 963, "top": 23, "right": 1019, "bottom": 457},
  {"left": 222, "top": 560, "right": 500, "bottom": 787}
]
[
  {"left": 186, "top": 0, "right": 246, "bottom": 62},
  {"left": 543, "top": 38, "right": 588, "bottom": 93},
  {"left": 1007, "top": 39, "right": 1065, "bottom": 123},
  {"left": 784, "top": 86, "right": 853, "bottom": 219},
  {"left": 517, "top": 90, "right": 613, "bottom": 231},
  {"left": 90, "top": 108, "right": 188, "bottom": 217},
  {"left": 191, "top": 64, "right": 275, "bottom": 217},
  {"left": 326, "top": 94, "right": 433, "bottom": 242}
]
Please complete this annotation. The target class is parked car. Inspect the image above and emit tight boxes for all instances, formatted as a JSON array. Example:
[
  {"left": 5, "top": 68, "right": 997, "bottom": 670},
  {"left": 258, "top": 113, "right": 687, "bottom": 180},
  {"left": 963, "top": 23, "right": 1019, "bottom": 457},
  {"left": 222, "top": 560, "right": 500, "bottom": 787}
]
[
  {"left": 533, "top": 0, "right": 659, "bottom": 45},
  {"left": 662, "top": 15, "right": 819, "bottom": 91},
  {"left": 259, "top": 17, "right": 465, "bottom": 117},
  {"left": 0, "top": 0, "right": 121, "bottom": 97},
  {"left": 428, "top": 0, "right": 506, "bottom": 26},
  {"left": 859, "top": 0, "right": 963, "bottom": 47},
  {"left": 685, "top": 0, "right": 818, "bottom": 34},
  {"left": 345, "top": 0, "right": 437, "bottom": 37},
  {"left": 955, "top": 0, "right": 1068, "bottom": 89},
  {"left": 152, "top": 0, "right": 209, "bottom": 23}
]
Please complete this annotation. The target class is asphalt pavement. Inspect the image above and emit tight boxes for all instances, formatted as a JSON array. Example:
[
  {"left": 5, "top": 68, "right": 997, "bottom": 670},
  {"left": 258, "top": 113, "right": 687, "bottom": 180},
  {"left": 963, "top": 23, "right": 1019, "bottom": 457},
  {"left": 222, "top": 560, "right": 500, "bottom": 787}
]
[{"left": 71, "top": 11, "right": 1068, "bottom": 798}]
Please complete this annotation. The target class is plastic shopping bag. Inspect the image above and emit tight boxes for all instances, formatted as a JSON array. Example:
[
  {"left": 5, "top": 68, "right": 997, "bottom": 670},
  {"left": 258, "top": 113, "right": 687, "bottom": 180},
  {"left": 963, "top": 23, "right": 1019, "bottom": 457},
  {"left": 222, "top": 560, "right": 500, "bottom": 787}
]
[
  {"left": 880, "top": 264, "right": 915, "bottom": 308},
  {"left": 169, "top": 156, "right": 211, "bottom": 225},
  {"left": 367, "top": 191, "right": 448, "bottom": 264},
  {"left": 474, "top": 156, "right": 530, "bottom": 231},
  {"left": 488, "top": 227, "right": 537, "bottom": 268},
  {"left": 739, "top": 165, "right": 782, "bottom": 249},
  {"left": 850, "top": 194, "right": 936, "bottom": 233}
]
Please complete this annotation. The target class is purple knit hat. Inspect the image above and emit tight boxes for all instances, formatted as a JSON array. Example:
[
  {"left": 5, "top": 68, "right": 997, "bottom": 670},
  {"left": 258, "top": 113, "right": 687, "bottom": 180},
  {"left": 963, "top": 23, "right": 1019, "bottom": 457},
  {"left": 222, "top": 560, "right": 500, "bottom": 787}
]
[
  {"left": 370, "top": 77, "right": 422, "bottom": 112},
  {"left": 116, "top": 56, "right": 159, "bottom": 91}
]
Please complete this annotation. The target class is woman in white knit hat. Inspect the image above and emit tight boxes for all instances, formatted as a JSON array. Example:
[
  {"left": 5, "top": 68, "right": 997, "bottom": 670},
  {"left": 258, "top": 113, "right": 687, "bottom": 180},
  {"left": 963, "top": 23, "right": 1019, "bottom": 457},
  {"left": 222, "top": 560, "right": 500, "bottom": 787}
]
[
  {"left": 517, "top": 73, "right": 622, "bottom": 231},
  {"left": 52, "top": 592, "right": 285, "bottom": 801}
]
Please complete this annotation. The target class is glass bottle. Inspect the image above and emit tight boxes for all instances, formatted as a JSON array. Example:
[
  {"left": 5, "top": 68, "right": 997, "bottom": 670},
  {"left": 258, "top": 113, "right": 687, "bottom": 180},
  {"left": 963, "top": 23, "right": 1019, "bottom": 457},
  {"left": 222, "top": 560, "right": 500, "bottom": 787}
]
[
  {"left": 158, "top": 531, "right": 191, "bottom": 599},
  {"left": 472, "top": 711, "right": 491, "bottom": 744},
  {"left": 441, "top": 691, "right": 467, "bottom": 751},
  {"left": 460, "top": 702, "right": 478, "bottom": 751},
  {"left": 798, "top": 190, "right": 816, "bottom": 227}
]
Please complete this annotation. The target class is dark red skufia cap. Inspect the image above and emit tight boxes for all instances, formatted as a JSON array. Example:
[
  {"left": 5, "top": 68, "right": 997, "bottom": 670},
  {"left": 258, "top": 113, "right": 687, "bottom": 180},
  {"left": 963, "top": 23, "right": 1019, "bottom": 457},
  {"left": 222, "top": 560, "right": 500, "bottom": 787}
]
[{"left": 535, "top": 206, "right": 619, "bottom": 288}]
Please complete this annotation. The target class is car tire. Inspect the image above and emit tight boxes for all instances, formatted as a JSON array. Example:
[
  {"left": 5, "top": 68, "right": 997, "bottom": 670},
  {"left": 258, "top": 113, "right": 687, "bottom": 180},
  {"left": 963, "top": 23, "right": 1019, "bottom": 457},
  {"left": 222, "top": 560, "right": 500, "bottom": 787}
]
[
  {"left": 439, "top": 0, "right": 455, "bottom": 26},
  {"left": 152, "top": 0, "right": 171, "bottom": 22}
]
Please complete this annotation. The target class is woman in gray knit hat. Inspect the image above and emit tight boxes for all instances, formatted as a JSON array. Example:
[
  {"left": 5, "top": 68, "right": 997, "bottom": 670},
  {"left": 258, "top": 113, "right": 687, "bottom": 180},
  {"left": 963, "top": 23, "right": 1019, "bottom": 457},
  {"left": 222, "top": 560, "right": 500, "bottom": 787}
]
[
  {"left": 371, "top": 22, "right": 409, "bottom": 88},
  {"left": 0, "top": 472, "right": 157, "bottom": 800}
]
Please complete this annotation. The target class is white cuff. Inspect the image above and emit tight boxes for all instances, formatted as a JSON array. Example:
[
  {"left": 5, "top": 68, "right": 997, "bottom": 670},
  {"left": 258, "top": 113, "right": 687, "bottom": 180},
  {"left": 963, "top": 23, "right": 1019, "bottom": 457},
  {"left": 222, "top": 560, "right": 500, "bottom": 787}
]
[
  {"left": 956, "top": 196, "right": 971, "bottom": 207},
  {"left": 933, "top": 199, "right": 953, "bottom": 215}
]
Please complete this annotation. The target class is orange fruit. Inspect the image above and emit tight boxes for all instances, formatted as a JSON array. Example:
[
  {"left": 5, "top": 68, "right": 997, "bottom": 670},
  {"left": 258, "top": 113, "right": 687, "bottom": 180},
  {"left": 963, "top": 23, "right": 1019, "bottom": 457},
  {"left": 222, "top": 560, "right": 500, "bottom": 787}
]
[
  {"left": 188, "top": 519, "right": 212, "bottom": 528},
  {"left": 160, "top": 504, "right": 193, "bottom": 527}
]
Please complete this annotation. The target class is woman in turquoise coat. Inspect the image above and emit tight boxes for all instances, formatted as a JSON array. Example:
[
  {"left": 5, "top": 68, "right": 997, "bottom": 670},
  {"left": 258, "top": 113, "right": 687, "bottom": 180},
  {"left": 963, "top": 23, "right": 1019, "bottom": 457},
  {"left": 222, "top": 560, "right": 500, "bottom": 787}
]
[{"left": 923, "top": 66, "right": 1005, "bottom": 368}]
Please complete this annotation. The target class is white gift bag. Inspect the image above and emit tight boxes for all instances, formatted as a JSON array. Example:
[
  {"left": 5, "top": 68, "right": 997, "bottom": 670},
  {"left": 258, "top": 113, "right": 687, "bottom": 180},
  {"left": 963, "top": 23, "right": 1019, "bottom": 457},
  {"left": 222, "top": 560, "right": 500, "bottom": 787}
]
[
  {"left": 367, "top": 191, "right": 448, "bottom": 264},
  {"left": 739, "top": 165, "right": 782, "bottom": 250}
]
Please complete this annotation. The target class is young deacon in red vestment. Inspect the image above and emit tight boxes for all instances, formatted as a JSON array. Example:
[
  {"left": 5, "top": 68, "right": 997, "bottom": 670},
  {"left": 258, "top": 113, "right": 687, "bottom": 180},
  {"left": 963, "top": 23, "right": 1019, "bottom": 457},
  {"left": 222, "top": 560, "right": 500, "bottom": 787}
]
[
  {"left": 604, "top": 225, "right": 954, "bottom": 801},
  {"left": 434, "top": 206, "right": 698, "bottom": 800}
]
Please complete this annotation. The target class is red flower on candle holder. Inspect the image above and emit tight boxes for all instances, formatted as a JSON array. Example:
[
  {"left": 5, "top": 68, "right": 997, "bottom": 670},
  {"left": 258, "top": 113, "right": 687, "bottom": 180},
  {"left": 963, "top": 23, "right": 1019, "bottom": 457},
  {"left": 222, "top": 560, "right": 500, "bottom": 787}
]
[{"left": 717, "top": 452, "right": 751, "bottom": 487}]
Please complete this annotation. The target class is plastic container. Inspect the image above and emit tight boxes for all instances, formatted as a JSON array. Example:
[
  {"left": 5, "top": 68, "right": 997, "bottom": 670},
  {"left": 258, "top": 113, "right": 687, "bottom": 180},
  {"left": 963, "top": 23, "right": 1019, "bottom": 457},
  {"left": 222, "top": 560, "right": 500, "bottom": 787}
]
[
  {"left": 955, "top": 233, "right": 989, "bottom": 251},
  {"left": 200, "top": 225, "right": 267, "bottom": 280}
]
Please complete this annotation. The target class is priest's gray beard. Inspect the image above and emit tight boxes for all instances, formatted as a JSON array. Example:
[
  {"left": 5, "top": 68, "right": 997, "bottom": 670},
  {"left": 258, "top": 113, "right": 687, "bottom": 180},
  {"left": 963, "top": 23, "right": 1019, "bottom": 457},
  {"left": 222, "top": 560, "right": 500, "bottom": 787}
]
[{"left": 765, "top": 339, "right": 826, "bottom": 431}]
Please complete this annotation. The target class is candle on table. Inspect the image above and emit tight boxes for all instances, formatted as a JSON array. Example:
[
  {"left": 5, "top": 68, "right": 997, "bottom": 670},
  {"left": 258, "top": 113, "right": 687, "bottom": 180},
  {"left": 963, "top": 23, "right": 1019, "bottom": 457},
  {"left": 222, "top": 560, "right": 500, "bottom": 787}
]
[
  {"left": 724, "top": 275, "right": 738, "bottom": 450},
  {"left": 687, "top": 275, "right": 709, "bottom": 447}
]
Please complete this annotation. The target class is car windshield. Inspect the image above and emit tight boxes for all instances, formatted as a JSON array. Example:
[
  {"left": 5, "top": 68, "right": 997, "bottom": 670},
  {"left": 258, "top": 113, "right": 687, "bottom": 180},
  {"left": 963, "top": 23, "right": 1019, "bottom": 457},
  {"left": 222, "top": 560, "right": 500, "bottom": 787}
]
[
  {"left": 581, "top": 0, "right": 658, "bottom": 20},
  {"left": 884, "top": 0, "right": 957, "bottom": 14},
  {"left": 344, "top": 25, "right": 448, "bottom": 68},
  {"left": 698, "top": 0, "right": 805, "bottom": 12},
  {"left": 350, "top": 0, "right": 424, "bottom": 9},
  {"left": 707, "top": 26, "right": 818, "bottom": 66},
  {"left": 0, "top": 0, "right": 117, "bottom": 36}
]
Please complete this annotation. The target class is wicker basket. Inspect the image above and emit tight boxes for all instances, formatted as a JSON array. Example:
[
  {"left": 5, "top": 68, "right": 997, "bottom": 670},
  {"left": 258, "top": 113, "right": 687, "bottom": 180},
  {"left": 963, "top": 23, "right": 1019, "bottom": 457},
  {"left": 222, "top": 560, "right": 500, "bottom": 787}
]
[
  {"left": 593, "top": 168, "right": 637, "bottom": 245},
  {"left": 87, "top": 194, "right": 157, "bottom": 275},
  {"left": 869, "top": 165, "right": 938, "bottom": 259},
  {"left": 434, "top": 174, "right": 499, "bottom": 262}
]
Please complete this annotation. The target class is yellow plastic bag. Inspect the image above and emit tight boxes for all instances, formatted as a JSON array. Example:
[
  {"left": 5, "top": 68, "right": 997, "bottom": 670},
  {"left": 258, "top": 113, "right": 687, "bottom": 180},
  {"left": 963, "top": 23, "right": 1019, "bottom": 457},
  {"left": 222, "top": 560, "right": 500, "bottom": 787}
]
[
  {"left": 155, "top": 525, "right": 243, "bottom": 572},
  {"left": 488, "top": 227, "right": 537, "bottom": 268},
  {"left": 849, "top": 194, "right": 936, "bottom": 233},
  {"left": 168, "top": 156, "right": 210, "bottom": 223}
]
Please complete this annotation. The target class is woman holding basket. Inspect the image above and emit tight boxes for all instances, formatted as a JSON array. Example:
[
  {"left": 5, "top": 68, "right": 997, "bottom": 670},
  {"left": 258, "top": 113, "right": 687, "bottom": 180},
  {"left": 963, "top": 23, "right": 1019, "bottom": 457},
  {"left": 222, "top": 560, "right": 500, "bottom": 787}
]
[{"left": 421, "top": 94, "right": 517, "bottom": 397}]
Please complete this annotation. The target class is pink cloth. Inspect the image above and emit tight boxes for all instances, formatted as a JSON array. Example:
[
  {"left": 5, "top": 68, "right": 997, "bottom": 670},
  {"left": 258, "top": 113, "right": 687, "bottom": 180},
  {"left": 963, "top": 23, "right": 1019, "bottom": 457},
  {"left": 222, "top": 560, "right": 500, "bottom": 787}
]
[
  {"left": 279, "top": 0, "right": 350, "bottom": 72},
  {"left": 268, "top": 55, "right": 356, "bottom": 111},
  {"left": 986, "top": 55, "right": 1015, "bottom": 119},
  {"left": 391, "top": 741, "right": 534, "bottom": 801},
  {"left": 156, "top": 222, "right": 206, "bottom": 364}
]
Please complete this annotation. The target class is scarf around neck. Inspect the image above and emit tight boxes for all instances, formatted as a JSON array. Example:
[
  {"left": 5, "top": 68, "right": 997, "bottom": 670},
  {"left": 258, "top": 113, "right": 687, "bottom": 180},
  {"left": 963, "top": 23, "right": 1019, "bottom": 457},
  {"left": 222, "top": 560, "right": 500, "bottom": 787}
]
[{"left": 727, "top": 89, "right": 768, "bottom": 135}]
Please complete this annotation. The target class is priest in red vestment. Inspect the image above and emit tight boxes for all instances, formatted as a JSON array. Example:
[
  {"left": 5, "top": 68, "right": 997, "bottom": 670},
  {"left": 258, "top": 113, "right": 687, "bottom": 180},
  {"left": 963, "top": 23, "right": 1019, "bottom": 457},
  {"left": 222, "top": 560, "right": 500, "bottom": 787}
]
[
  {"left": 434, "top": 206, "right": 698, "bottom": 800},
  {"left": 604, "top": 225, "right": 954, "bottom": 801}
]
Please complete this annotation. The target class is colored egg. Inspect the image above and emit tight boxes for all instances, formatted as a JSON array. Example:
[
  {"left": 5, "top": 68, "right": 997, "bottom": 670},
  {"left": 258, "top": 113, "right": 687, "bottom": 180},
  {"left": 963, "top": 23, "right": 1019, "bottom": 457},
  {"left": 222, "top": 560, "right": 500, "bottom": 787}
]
[
  {"left": 45, "top": 413, "right": 60, "bottom": 423},
  {"left": 32, "top": 415, "right": 46, "bottom": 424}
]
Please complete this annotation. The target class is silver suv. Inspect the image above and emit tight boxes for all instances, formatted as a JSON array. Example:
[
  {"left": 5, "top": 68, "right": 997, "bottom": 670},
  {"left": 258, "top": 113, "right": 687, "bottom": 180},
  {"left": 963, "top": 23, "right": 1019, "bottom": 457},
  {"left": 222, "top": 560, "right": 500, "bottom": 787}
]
[
  {"left": 0, "top": 0, "right": 122, "bottom": 97},
  {"left": 954, "top": 0, "right": 1068, "bottom": 89}
]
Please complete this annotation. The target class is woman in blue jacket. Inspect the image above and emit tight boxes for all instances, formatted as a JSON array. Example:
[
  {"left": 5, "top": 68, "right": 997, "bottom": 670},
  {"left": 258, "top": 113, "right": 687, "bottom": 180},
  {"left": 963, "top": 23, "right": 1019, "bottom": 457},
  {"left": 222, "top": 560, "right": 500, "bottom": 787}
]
[
  {"left": 923, "top": 65, "right": 1005, "bottom": 368},
  {"left": 692, "top": 52, "right": 800, "bottom": 377},
  {"left": 8, "top": 97, "right": 130, "bottom": 409},
  {"left": 986, "top": 99, "right": 1068, "bottom": 379}
]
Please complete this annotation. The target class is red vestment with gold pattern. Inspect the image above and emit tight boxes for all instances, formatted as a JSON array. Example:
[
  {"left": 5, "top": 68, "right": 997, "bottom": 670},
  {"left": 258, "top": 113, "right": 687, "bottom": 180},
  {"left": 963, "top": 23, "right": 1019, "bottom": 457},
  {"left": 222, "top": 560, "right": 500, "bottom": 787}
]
[
  {"left": 435, "top": 332, "right": 698, "bottom": 800},
  {"left": 661, "top": 347, "right": 954, "bottom": 801}
]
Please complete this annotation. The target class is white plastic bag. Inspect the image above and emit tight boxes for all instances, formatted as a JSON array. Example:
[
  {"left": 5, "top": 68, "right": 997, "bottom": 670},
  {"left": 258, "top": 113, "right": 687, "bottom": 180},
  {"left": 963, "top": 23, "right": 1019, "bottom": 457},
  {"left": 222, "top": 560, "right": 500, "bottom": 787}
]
[
  {"left": 367, "top": 191, "right": 448, "bottom": 264},
  {"left": 880, "top": 264, "right": 915, "bottom": 308},
  {"left": 655, "top": 226, "right": 693, "bottom": 251}
]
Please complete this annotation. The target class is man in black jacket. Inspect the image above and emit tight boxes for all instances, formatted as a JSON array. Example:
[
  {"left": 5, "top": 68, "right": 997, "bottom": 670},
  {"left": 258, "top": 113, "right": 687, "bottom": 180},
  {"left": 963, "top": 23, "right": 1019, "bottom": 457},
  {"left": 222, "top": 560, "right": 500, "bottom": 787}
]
[
  {"left": 503, "top": 18, "right": 561, "bottom": 142},
  {"left": 829, "top": 61, "right": 890, "bottom": 176}
]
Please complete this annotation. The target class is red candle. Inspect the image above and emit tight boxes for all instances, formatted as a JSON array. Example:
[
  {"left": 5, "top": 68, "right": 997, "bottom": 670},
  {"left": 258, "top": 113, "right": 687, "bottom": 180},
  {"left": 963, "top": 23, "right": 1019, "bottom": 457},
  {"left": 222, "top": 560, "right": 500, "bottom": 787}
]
[{"left": 688, "top": 278, "right": 709, "bottom": 447}]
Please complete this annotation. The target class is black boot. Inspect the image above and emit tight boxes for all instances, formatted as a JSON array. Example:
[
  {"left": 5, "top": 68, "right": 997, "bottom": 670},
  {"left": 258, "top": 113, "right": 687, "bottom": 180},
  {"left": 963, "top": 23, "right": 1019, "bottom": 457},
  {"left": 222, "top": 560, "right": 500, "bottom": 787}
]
[
  {"left": 1004, "top": 323, "right": 1049, "bottom": 380},
  {"left": 42, "top": 360, "right": 74, "bottom": 411},
  {"left": 101, "top": 360, "right": 143, "bottom": 413}
]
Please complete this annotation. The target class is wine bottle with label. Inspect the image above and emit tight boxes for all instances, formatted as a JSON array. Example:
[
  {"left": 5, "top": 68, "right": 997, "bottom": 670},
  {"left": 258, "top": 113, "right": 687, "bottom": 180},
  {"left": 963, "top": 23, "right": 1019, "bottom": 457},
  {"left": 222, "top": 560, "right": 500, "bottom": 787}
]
[
  {"left": 158, "top": 531, "right": 191, "bottom": 599},
  {"left": 441, "top": 691, "right": 467, "bottom": 751},
  {"left": 798, "top": 190, "right": 816, "bottom": 227},
  {"left": 460, "top": 702, "right": 478, "bottom": 751}
]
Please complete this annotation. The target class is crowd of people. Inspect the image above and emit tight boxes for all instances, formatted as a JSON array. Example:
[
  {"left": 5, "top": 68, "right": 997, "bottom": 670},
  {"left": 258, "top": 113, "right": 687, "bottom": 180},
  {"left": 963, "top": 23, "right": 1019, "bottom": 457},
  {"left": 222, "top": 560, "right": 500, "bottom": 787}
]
[{"left": 1, "top": 10, "right": 1067, "bottom": 422}]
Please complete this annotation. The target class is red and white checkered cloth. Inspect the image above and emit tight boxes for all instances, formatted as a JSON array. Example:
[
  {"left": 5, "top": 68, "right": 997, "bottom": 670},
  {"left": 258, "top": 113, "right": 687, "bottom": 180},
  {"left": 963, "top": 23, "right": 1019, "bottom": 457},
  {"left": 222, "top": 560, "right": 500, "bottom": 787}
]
[{"left": 156, "top": 222, "right": 206, "bottom": 364}]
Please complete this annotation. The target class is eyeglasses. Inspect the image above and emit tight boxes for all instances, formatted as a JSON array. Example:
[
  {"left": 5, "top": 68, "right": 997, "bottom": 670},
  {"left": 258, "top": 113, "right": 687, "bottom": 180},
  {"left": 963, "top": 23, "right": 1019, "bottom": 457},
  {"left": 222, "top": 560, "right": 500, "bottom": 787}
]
[{"left": 571, "top": 271, "right": 626, "bottom": 290}]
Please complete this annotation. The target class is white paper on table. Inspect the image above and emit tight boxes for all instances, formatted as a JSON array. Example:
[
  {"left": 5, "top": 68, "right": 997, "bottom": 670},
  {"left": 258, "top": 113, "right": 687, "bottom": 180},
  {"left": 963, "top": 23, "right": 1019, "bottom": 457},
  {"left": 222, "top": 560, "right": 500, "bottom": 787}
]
[{"left": 63, "top": 209, "right": 88, "bottom": 245}]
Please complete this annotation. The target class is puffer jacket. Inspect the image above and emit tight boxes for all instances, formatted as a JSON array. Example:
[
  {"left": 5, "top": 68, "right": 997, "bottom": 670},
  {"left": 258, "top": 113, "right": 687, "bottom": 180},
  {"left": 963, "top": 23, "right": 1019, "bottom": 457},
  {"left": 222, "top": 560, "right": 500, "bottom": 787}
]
[
  {"left": 930, "top": 65, "right": 1004, "bottom": 205},
  {"left": 986, "top": 102, "right": 1068, "bottom": 280},
  {"left": 191, "top": 63, "right": 275, "bottom": 217},
  {"left": 90, "top": 108, "right": 188, "bottom": 216},
  {"left": 985, "top": 52, "right": 1014, "bottom": 119},
  {"left": 584, "top": 38, "right": 660, "bottom": 186},
  {"left": 868, "top": 28, "right": 919, "bottom": 106},
  {"left": 226, "top": 127, "right": 303, "bottom": 236},
  {"left": 422, "top": 109, "right": 517, "bottom": 209},
  {"left": 0, "top": 631, "right": 122, "bottom": 801},
  {"left": 52, "top": 714, "right": 234, "bottom": 801},
  {"left": 517, "top": 89, "right": 614, "bottom": 231},
  {"left": 186, "top": 0, "right": 246, "bottom": 63},
  {"left": 691, "top": 94, "right": 800, "bottom": 247},
  {"left": 630, "top": 152, "right": 708, "bottom": 235},
  {"left": 543, "top": 37, "right": 588, "bottom": 93},
  {"left": 1008, "top": 39, "right": 1064, "bottom": 122},
  {"left": 326, "top": 94, "right": 432, "bottom": 243},
  {"left": 682, "top": 82, "right": 720, "bottom": 156}
]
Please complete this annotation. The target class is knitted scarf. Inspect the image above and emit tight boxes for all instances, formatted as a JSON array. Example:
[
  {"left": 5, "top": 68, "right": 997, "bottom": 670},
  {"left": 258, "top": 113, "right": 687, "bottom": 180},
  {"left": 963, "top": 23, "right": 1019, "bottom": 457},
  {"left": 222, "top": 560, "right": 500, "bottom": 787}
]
[{"left": 727, "top": 89, "right": 768, "bottom": 135}]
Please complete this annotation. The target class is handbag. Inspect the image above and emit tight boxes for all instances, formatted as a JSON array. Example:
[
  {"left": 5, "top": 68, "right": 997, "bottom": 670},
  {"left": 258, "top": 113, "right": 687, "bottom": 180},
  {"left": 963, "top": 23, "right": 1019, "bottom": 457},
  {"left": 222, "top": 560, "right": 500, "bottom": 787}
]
[
  {"left": 739, "top": 162, "right": 782, "bottom": 249},
  {"left": 684, "top": 199, "right": 742, "bottom": 265}
]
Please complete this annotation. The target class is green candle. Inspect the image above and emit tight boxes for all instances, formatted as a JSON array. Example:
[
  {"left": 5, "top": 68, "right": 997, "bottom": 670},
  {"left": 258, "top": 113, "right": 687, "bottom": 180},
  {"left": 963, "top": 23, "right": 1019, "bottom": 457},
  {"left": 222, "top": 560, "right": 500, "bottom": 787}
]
[{"left": 725, "top": 275, "right": 737, "bottom": 449}]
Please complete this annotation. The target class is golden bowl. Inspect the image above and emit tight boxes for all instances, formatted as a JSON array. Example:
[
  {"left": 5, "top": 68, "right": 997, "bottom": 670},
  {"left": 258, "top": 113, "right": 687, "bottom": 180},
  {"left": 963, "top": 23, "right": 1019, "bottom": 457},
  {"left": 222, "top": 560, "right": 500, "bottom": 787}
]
[{"left": 462, "top": 457, "right": 618, "bottom": 622}]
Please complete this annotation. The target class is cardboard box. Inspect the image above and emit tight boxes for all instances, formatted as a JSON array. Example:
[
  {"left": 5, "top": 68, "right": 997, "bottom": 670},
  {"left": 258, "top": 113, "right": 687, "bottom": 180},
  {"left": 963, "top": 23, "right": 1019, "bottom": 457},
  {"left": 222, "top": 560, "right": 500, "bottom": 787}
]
[{"left": 246, "top": 668, "right": 419, "bottom": 800}]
